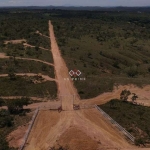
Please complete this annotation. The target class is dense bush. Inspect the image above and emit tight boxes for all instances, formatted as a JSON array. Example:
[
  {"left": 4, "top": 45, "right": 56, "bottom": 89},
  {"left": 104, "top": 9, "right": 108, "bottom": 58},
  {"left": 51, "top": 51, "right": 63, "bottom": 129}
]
[
  {"left": 100, "top": 99, "right": 150, "bottom": 146},
  {"left": 0, "top": 109, "right": 13, "bottom": 128}
]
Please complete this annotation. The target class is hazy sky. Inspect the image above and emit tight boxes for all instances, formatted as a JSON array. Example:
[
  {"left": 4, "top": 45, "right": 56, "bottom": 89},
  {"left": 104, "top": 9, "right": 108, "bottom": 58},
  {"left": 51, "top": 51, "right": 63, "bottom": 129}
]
[{"left": 0, "top": 0, "right": 150, "bottom": 7}]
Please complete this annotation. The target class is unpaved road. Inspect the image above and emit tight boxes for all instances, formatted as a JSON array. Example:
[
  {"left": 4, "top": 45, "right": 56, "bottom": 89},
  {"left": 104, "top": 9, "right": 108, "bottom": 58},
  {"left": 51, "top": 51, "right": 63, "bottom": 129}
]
[
  {"left": 0, "top": 73, "right": 56, "bottom": 81},
  {"left": 80, "top": 85, "right": 150, "bottom": 106},
  {"left": 0, "top": 53, "right": 54, "bottom": 66},
  {"left": 24, "top": 21, "right": 136, "bottom": 150},
  {"left": 36, "top": 30, "right": 50, "bottom": 39},
  {"left": 4, "top": 38, "right": 49, "bottom": 51},
  {"left": 25, "top": 109, "right": 133, "bottom": 150},
  {"left": 1, "top": 101, "right": 61, "bottom": 110},
  {"left": 48, "top": 21, "right": 79, "bottom": 110},
  {"left": 0, "top": 96, "right": 53, "bottom": 101},
  {"left": 23, "top": 43, "right": 49, "bottom": 51},
  {"left": 4, "top": 39, "right": 26, "bottom": 44}
]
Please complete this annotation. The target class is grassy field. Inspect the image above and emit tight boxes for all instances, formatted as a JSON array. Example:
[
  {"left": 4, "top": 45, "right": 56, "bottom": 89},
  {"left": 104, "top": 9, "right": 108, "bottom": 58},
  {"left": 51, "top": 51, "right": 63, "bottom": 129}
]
[
  {"left": 99, "top": 99, "right": 150, "bottom": 147},
  {"left": 51, "top": 12, "right": 150, "bottom": 99},
  {"left": 0, "top": 76, "right": 57, "bottom": 98},
  {"left": 0, "top": 43, "right": 52, "bottom": 63},
  {"left": 0, "top": 59, "right": 55, "bottom": 78}
]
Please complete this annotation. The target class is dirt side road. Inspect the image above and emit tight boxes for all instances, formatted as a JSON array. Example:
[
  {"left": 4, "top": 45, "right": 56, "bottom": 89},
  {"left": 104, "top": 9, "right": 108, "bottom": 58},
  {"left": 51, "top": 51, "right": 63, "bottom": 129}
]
[
  {"left": 0, "top": 53, "right": 54, "bottom": 66},
  {"left": 80, "top": 85, "right": 150, "bottom": 106},
  {"left": 0, "top": 73, "right": 56, "bottom": 81}
]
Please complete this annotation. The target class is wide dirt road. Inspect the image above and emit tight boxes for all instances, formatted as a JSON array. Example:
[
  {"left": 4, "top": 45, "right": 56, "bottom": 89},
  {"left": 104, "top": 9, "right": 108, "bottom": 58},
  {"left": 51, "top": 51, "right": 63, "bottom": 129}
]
[{"left": 49, "top": 21, "right": 79, "bottom": 110}]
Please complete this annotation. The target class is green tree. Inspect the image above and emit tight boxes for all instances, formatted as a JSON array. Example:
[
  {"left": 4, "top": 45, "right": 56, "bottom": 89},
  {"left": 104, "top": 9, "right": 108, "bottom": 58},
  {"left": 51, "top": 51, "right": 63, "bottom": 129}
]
[
  {"left": 5, "top": 97, "right": 30, "bottom": 114},
  {"left": 131, "top": 93, "right": 138, "bottom": 103},
  {"left": 0, "top": 98, "right": 4, "bottom": 107},
  {"left": 0, "top": 109, "right": 13, "bottom": 128},
  {"left": 42, "top": 64, "right": 47, "bottom": 71},
  {"left": 35, "top": 46, "right": 39, "bottom": 51},
  {"left": 135, "top": 137, "right": 145, "bottom": 146},
  {"left": 8, "top": 72, "right": 16, "bottom": 80},
  {"left": 120, "top": 90, "right": 131, "bottom": 101},
  {"left": 127, "top": 66, "right": 138, "bottom": 77}
]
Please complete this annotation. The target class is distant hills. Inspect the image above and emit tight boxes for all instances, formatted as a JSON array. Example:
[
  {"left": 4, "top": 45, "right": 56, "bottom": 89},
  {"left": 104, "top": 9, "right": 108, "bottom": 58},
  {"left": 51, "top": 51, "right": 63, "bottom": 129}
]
[{"left": 0, "top": 6, "right": 150, "bottom": 12}]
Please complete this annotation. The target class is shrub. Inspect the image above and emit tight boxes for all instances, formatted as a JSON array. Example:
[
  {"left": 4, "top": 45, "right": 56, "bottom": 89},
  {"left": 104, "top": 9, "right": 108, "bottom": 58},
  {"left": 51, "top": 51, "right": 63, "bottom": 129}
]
[
  {"left": 127, "top": 66, "right": 138, "bottom": 77},
  {"left": 135, "top": 137, "right": 146, "bottom": 146}
]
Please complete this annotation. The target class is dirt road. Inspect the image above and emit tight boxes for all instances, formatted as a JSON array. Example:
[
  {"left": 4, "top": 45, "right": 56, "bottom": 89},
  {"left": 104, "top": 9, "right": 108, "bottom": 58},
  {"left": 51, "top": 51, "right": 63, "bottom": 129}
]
[
  {"left": 49, "top": 21, "right": 79, "bottom": 110},
  {"left": 0, "top": 73, "right": 55, "bottom": 81},
  {"left": 23, "top": 43, "right": 49, "bottom": 51},
  {"left": 4, "top": 39, "right": 26, "bottom": 44},
  {"left": 81, "top": 85, "right": 150, "bottom": 106},
  {"left": 36, "top": 30, "right": 50, "bottom": 39},
  {"left": 0, "top": 53, "right": 54, "bottom": 66}
]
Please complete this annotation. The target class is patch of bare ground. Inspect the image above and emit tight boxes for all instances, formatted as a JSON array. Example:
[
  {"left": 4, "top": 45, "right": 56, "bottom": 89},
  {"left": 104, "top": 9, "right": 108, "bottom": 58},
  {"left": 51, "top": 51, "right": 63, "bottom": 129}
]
[
  {"left": 24, "top": 109, "right": 134, "bottom": 150},
  {"left": 25, "top": 110, "right": 61, "bottom": 150},
  {"left": 4, "top": 39, "right": 26, "bottom": 44},
  {"left": 36, "top": 30, "right": 50, "bottom": 38},
  {"left": 122, "top": 149, "right": 150, "bottom": 150},
  {"left": 81, "top": 108, "right": 133, "bottom": 148},
  {"left": 7, "top": 111, "right": 34, "bottom": 149},
  {"left": 0, "top": 52, "right": 7, "bottom": 58},
  {"left": 4, "top": 39, "right": 49, "bottom": 51},
  {"left": 54, "top": 126, "right": 99, "bottom": 150},
  {"left": 7, "top": 124, "right": 29, "bottom": 148},
  {"left": 23, "top": 43, "right": 49, "bottom": 51}
]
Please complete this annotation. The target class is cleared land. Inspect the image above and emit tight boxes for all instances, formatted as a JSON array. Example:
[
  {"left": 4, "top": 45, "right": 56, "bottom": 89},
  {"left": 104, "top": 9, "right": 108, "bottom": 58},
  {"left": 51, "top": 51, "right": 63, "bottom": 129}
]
[{"left": 25, "top": 109, "right": 133, "bottom": 150}]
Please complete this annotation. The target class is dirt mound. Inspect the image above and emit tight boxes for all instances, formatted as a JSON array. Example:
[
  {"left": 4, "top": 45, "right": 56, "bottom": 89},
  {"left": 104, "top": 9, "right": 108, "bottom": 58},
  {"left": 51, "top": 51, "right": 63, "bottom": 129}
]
[{"left": 55, "top": 126, "right": 99, "bottom": 150}]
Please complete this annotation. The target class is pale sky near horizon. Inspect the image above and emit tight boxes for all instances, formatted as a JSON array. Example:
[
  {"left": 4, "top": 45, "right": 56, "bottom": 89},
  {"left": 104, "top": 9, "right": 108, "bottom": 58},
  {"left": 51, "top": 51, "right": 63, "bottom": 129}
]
[{"left": 0, "top": 0, "right": 150, "bottom": 7}]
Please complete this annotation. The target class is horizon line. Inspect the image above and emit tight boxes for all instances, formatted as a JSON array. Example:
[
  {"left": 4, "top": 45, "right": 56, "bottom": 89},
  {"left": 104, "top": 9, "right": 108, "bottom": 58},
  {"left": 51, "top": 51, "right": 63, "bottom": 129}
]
[{"left": 0, "top": 5, "right": 150, "bottom": 8}]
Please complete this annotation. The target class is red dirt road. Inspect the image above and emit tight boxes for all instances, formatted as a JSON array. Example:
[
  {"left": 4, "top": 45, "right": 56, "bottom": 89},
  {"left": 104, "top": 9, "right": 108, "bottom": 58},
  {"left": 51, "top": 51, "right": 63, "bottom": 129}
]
[
  {"left": 0, "top": 53, "right": 54, "bottom": 66},
  {"left": 0, "top": 73, "right": 56, "bottom": 81},
  {"left": 49, "top": 21, "right": 79, "bottom": 110}
]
